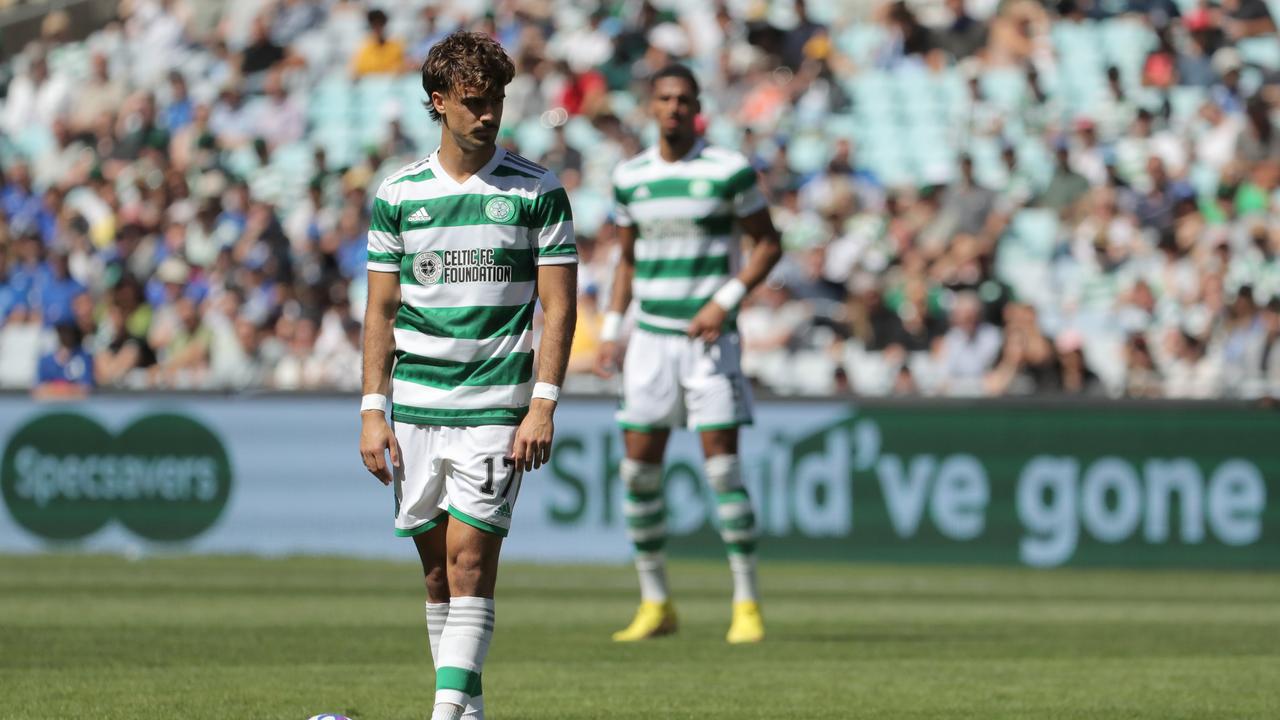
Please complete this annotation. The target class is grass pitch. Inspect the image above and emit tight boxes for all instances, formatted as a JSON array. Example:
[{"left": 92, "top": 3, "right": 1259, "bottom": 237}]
[{"left": 1, "top": 554, "right": 1278, "bottom": 719}]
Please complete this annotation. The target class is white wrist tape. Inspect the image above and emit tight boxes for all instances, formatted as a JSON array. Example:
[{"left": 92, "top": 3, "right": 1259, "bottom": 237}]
[
  {"left": 712, "top": 278, "right": 748, "bottom": 311},
  {"left": 532, "top": 382, "right": 561, "bottom": 403},
  {"left": 360, "top": 393, "right": 387, "bottom": 413},
  {"left": 600, "top": 311, "right": 624, "bottom": 343}
]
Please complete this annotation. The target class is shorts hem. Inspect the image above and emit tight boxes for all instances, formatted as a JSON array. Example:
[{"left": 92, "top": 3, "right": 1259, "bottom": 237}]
[
  {"left": 394, "top": 511, "right": 449, "bottom": 537},
  {"left": 618, "top": 421, "right": 669, "bottom": 433},
  {"left": 391, "top": 412, "right": 524, "bottom": 427},
  {"left": 694, "top": 420, "right": 752, "bottom": 432},
  {"left": 447, "top": 506, "right": 509, "bottom": 537}
]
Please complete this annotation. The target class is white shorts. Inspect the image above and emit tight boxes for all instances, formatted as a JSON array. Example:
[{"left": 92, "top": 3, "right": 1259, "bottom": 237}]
[
  {"left": 616, "top": 328, "right": 753, "bottom": 432},
  {"left": 391, "top": 422, "right": 523, "bottom": 538}
]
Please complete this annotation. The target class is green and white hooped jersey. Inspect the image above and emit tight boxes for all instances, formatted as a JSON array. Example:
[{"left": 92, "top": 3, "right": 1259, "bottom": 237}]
[
  {"left": 612, "top": 140, "right": 767, "bottom": 335},
  {"left": 367, "top": 148, "right": 576, "bottom": 427}
]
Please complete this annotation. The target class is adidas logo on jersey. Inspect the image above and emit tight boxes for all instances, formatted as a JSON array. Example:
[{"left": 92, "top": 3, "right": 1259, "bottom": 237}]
[
  {"left": 406, "top": 207, "right": 432, "bottom": 223},
  {"left": 634, "top": 186, "right": 651, "bottom": 199}
]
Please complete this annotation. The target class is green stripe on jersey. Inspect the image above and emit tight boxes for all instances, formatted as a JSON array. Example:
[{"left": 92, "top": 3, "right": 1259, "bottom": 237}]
[
  {"left": 370, "top": 192, "right": 570, "bottom": 233},
  {"left": 392, "top": 403, "right": 526, "bottom": 426},
  {"left": 389, "top": 167, "right": 435, "bottom": 185},
  {"left": 531, "top": 187, "right": 573, "bottom": 226},
  {"left": 634, "top": 254, "right": 729, "bottom": 279},
  {"left": 368, "top": 250, "right": 402, "bottom": 264},
  {"left": 492, "top": 163, "right": 538, "bottom": 179},
  {"left": 395, "top": 302, "right": 535, "bottom": 340},
  {"left": 639, "top": 297, "right": 715, "bottom": 320},
  {"left": 616, "top": 173, "right": 750, "bottom": 204},
  {"left": 393, "top": 350, "right": 533, "bottom": 389}
]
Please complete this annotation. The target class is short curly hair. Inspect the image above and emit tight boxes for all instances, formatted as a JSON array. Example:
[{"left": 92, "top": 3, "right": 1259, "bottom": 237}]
[{"left": 421, "top": 31, "right": 516, "bottom": 123}]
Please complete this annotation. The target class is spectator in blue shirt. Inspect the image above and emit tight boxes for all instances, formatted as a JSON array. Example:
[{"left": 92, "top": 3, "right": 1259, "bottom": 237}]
[
  {"left": 33, "top": 323, "right": 94, "bottom": 399},
  {"left": 36, "top": 251, "right": 85, "bottom": 327},
  {"left": 7, "top": 233, "right": 51, "bottom": 316}
]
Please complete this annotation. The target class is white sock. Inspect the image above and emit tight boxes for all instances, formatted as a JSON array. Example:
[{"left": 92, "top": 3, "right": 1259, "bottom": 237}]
[
  {"left": 426, "top": 603, "right": 485, "bottom": 718},
  {"left": 431, "top": 703, "right": 463, "bottom": 720},
  {"left": 728, "top": 551, "right": 760, "bottom": 604},
  {"left": 706, "top": 455, "right": 760, "bottom": 604},
  {"left": 434, "top": 597, "right": 494, "bottom": 710},
  {"left": 634, "top": 551, "right": 669, "bottom": 603}
]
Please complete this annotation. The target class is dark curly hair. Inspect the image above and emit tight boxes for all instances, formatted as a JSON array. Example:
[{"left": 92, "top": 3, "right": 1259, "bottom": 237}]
[{"left": 421, "top": 31, "right": 515, "bottom": 123}]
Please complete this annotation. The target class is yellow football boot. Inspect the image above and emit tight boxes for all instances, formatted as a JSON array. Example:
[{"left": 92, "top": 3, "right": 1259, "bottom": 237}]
[
  {"left": 726, "top": 600, "right": 764, "bottom": 644},
  {"left": 611, "top": 600, "right": 678, "bottom": 641}
]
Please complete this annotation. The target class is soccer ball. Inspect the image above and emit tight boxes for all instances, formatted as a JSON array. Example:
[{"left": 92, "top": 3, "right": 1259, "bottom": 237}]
[{"left": 307, "top": 716, "right": 353, "bottom": 720}]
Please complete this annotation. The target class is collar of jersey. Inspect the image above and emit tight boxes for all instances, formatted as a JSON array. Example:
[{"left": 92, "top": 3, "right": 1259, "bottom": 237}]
[
  {"left": 428, "top": 146, "right": 507, "bottom": 188},
  {"left": 650, "top": 138, "right": 706, "bottom": 166}
]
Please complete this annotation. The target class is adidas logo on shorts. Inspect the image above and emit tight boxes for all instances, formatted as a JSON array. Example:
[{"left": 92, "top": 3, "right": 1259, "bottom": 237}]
[{"left": 496, "top": 502, "right": 512, "bottom": 519}]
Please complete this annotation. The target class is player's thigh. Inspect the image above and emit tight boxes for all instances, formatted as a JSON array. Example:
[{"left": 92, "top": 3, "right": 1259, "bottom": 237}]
[
  {"left": 392, "top": 422, "right": 448, "bottom": 538},
  {"left": 616, "top": 329, "right": 683, "bottom": 431},
  {"left": 682, "top": 332, "right": 753, "bottom": 432},
  {"left": 443, "top": 424, "right": 523, "bottom": 537}
]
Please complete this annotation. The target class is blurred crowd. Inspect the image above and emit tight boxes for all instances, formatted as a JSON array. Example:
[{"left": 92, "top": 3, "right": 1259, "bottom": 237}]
[{"left": 1, "top": 0, "right": 1279, "bottom": 399}]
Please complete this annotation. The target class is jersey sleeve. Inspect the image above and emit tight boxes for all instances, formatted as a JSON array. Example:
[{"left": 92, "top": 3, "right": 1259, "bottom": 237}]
[
  {"left": 532, "top": 174, "right": 577, "bottom": 266},
  {"left": 366, "top": 180, "right": 403, "bottom": 273},
  {"left": 612, "top": 180, "right": 633, "bottom": 227},
  {"left": 726, "top": 163, "right": 767, "bottom": 218}
]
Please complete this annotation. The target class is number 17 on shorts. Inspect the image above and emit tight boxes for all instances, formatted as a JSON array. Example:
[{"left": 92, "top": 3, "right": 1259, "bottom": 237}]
[{"left": 392, "top": 423, "right": 523, "bottom": 537}]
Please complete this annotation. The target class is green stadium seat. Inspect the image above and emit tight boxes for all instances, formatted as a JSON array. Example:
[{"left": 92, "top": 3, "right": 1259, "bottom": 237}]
[
  {"left": 1239, "top": 37, "right": 1280, "bottom": 70},
  {"left": 786, "top": 133, "right": 831, "bottom": 175}
]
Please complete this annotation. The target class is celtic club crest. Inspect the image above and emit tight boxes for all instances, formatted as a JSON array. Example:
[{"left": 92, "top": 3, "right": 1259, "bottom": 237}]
[
  {"left": 484, "top": 196, "right": 516, "bottom": 223},
  {"left": 412, "top": 251, "right": 443, "bottom": 284}
]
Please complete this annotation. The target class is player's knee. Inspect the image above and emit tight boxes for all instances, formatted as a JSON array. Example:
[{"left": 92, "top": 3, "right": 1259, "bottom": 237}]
[
  {"left": 448, "top": 545, "right": 489, "bottom": 592},
  {"left": 424, "top": 564, "right": 449, "bottom": 601},
  {"left": 620, "top": 458, "right": 663, "bottom": 495},
  {"left": 704, "top": 454, "right": 743, "bottom": 494}
]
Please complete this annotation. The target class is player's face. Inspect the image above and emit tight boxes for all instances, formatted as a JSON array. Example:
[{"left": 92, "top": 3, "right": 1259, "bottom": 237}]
[
  {"left": 650, "top": 76, "right": 699, "bottom": 143},
  {"left": 436, "top": 84, "right": 504, "bottom": 150}
]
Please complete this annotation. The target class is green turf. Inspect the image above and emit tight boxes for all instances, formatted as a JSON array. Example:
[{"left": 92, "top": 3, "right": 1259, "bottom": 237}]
[{"left": 1, "top": 555, "right": 1278, "bottom": 719}]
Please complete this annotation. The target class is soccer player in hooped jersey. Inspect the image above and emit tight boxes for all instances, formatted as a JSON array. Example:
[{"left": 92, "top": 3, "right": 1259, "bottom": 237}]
[
  {"left": 596, "top": 65, "right": 782, "bottom": 643},
  {"left": 359, "top": 32, "right": 576, "bottom": 720}
]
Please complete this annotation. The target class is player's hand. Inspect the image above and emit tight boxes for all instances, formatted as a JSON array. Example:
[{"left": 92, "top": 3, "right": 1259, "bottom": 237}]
[
  {"left": 687, "top": 302, "right": 729, "bottom": 343},
  {"left": 511, "top": 399, "right": 555, "bottom": 471},
  {"left": 359, "top": 412, "right": 400, "bottom": 486},
  {"left": 594, "top": 341, "right": 623, "bottom": 378}
]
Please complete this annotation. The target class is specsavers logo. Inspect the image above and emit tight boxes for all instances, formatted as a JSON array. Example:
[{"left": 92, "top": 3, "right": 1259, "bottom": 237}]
[
  {"left": 412, "top": 248, "right": 513, "bottom": 284},
  {"left": 1, "top": 412, "right": 232, "bottom": 542}
]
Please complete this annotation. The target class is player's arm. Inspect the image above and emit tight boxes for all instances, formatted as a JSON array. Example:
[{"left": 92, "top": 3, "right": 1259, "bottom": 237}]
[
  {"left": 687, "top": 206, "right": 783, "bottom": 343},
  {"left": 360, "top": 183, "right": 405, "bottom": 486},
  {"left": 594, "top": 222, "right": 636, "bottom": 377},
  {"left": 360, "top": 269, "right": 402, "bottom": 486},
  {"left": 512, "top": 263, "right": 577, "bottom": 471}
]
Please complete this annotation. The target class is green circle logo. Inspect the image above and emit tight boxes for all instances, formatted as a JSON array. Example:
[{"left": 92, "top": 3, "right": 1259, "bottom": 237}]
[
  {"left": 1, "top": 412, "right": 233, "bottom": 542},
  {"left": 484, "top": 196, "right": 516, "bottom": 223}
]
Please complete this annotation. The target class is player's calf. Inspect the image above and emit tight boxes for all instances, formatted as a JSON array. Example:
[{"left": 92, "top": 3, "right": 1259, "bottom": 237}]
[{"left": 705, "top": 454, "right": 764, "bottom": 643}]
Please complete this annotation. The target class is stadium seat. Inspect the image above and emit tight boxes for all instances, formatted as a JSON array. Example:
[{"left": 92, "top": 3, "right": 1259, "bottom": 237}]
[{"left": 1239, "top": 36, "right": 1280, "bottom": 70}]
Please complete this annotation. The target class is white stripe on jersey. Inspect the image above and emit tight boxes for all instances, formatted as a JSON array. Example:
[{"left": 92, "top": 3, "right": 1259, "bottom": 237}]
[{"left": 393, "top": 327, "right": 534, "bottom": 364}]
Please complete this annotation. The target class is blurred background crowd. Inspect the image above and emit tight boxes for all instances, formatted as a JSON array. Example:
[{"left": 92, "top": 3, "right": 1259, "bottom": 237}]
[{"left": 1, "top": 0, "right": 1279, "bottom": 399}]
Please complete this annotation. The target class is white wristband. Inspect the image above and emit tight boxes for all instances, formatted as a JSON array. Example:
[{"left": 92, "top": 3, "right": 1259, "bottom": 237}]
[
  {"left": 532, "top": 382, "right": 560, "bottom": 403},
  {"left": 712, "top": 278, "right": 748, "bottom": 311},
  {"left": 360, "top": 393, "right": 387, "bottom": 413},
  {"left": 600, "top": 311, "right": 624, "bottom": 343}
]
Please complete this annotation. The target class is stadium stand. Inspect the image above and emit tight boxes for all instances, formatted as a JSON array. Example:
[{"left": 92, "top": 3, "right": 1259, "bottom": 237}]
[{"left": 2, "top": 0, "right": 1279, "bottom": 399}]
